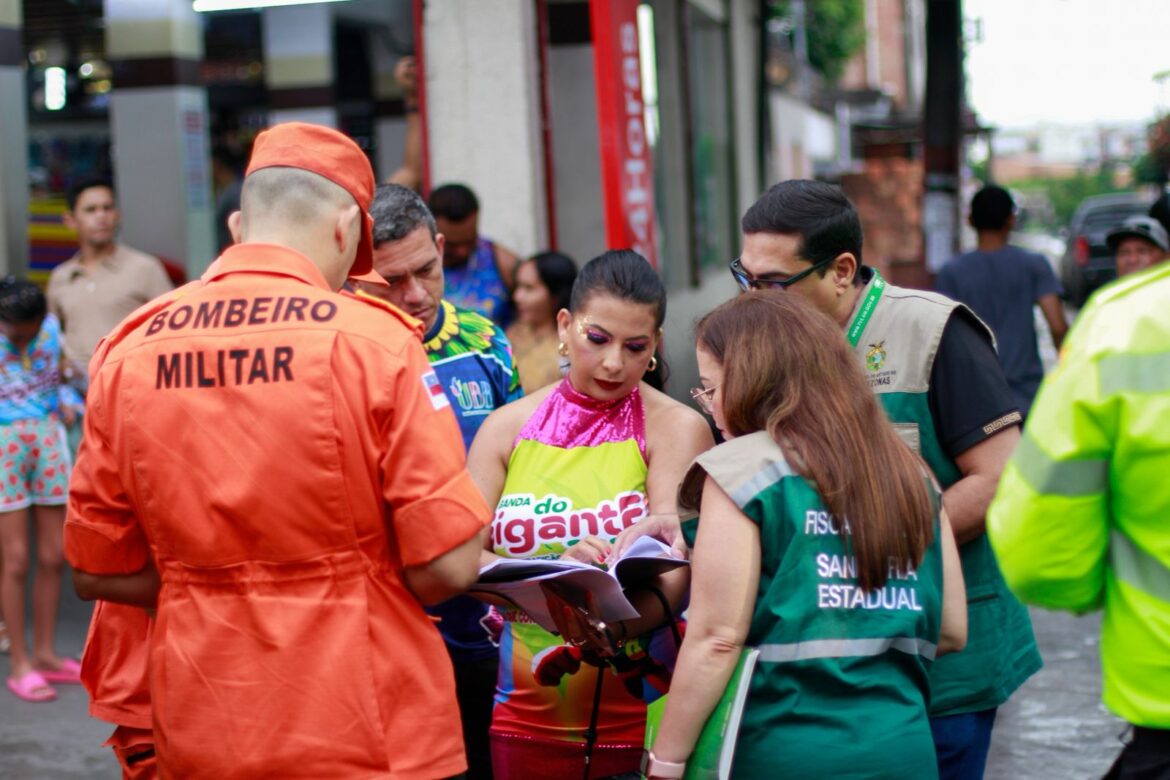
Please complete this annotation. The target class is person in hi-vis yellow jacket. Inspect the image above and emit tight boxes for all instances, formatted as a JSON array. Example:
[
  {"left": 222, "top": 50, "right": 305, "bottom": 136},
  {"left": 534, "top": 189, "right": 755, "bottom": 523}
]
[{"left": 988, "top": 262, "right": 1170, "bottom": 779}]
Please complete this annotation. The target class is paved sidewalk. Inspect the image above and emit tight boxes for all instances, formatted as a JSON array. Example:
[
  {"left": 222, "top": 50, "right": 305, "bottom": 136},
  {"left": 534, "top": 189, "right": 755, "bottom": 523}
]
[
  {"left": 0, "top": 594, "right": 1128, "bottom": 778},
  {"left": 0, "top": 573, "right": 118, "bottom": 778},
  {"left": 986, "top": 608, "right": 1125, "bottom": 779}
]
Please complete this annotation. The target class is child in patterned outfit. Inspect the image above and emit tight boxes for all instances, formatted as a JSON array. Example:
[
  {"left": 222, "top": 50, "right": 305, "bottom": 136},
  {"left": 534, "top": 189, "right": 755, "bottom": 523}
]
[{"left": 0, "top": 278, "right": 83, "bottom": 702}]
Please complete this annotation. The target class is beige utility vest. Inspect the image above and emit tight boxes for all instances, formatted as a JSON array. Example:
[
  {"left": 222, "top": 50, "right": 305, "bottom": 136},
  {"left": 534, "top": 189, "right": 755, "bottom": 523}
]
[{"left": 846, "top": 271, "right": 1040, "bottom": 716}]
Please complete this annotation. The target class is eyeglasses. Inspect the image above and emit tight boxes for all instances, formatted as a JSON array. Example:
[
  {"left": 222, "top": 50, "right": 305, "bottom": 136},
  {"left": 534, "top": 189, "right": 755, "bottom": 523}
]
[
  {"left": 729, "top": 256, "right": 834, "bottom": 291},
  {"left": 689, "top": 384, "right": 719, "bottom": 415}
]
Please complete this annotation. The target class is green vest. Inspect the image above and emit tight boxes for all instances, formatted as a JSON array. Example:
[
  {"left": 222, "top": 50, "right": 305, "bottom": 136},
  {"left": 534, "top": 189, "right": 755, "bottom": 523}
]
[
  {"left": 681, "top": 431, "right": 943, "bottom": 778},
  {"left": 847, "top": 271, "right": 1042, "bottom": 716}
]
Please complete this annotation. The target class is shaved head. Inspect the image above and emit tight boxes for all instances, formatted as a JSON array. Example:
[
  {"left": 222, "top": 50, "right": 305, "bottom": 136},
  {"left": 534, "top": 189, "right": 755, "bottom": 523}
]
[
  {"left": 232, "top": 166, "right": 364, "bottom": 289},
  {"left": 239, "top": 167, "right": 357, "bottom": 238}
]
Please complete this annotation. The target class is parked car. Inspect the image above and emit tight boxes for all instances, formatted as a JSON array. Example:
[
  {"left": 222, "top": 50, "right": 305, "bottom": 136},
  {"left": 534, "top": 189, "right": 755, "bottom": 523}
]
[{"left": 1059, "top": 192, "right": 1150, "bottom": 308}]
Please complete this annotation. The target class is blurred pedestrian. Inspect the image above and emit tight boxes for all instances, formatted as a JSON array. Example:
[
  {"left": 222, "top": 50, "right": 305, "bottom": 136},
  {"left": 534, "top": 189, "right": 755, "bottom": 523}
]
[
  {"left": 1106, "top": 215, "right": 1169, "bottom": 278},
  {"left": 506, "top": 251, "right": 576, "bottom": 393},
  {"left": 385, "top": 55, "right": 423, "bottom": 192},
  {"left": 352, "top": 182, "right": 522, "bottom": 780},
  {"left": 0, "top": 278, "right": 82, "bottom": 703},
  {"left": 727, "top": 180, "right": 1039, "bottom": 780},
  {"left": 48, "top": 177, "right": 173, "bottom": 388},
  {"left": 935, "top": 184, "right": 1067, "bottom": 417},
  {"left": 989, "top": 262, "right": 1170, "bottom": 780},
  {"left": 379, "top": 57, "right": 517, "bottom": 328},
  {"left": 646, "top": 290, "right": 966, "bottom": 778},
  {"left": 468, "top": 250, "right": 712, "bottom": 779},
  {"left": 65, "top": 122, "right": 490, "bottom": 777},
  {"left": 429, "top": 183, "right": 520, "bottom": 327}
]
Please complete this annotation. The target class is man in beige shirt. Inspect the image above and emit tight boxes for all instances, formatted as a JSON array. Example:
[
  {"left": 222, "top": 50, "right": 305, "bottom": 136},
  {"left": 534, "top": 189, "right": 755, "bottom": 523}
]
[{"left": 48, "top": 178, "right": 173, "bottom": 383}]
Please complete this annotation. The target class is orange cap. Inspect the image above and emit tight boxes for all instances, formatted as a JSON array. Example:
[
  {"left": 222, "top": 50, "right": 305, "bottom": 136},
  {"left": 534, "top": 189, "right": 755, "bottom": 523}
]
[{"left": 245, "top": 122, "right": 376, "bottom": 276}]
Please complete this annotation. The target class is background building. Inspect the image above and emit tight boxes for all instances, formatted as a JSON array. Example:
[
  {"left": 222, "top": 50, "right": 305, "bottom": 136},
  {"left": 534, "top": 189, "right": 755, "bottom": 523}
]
[
  {"left": 3, "top": 0, "right": 964, "bottom": 399},
  {"left": 2, "top": 0, "right": 780, "bottom": 399}
]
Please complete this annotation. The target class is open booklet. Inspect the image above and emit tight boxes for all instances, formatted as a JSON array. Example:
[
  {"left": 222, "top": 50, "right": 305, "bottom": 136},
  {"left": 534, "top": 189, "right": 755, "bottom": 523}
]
[{"left": 470, "top": 536, "right": 689, "bottom": 634}]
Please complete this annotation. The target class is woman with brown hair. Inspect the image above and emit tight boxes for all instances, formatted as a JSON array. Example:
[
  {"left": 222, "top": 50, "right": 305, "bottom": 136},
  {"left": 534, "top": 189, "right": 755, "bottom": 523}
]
[{"left": 644, "top": 291, "right": 967, "bottom": 780}]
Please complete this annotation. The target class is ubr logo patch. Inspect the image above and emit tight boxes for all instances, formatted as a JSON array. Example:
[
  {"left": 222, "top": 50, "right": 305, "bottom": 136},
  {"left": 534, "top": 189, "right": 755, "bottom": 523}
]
[{"left": 422, "top": 370, "right": 449, "bottom": 410}]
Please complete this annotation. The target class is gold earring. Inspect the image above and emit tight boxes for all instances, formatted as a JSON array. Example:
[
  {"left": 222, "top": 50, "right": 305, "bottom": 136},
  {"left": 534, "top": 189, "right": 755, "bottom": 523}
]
[
  {"left": 647, "top": 355, "right": 658, "bottom": 372},
  {"left": 558, "top": 341, "right": 568, "bottom": 357}
]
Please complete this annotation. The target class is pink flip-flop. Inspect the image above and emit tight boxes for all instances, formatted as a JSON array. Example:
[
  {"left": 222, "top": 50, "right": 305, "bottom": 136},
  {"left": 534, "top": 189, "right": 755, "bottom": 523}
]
[
  {"left": 7, "top": 670, "right": 57, "bottom": 702},
  {"left": 37, "top": 658, "right": 82, "bottom": 685}
]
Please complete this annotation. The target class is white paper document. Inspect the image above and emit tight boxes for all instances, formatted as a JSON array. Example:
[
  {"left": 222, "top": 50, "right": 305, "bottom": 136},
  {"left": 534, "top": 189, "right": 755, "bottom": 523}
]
[{"left": 471, "top": 536, "right": 688, "bottom": 633}]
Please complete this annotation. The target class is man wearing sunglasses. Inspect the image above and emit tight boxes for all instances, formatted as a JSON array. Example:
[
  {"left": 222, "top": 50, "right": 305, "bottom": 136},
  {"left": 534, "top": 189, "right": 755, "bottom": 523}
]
[{"left": 733, "top": 180, "right": 1038, "bottom": 780}]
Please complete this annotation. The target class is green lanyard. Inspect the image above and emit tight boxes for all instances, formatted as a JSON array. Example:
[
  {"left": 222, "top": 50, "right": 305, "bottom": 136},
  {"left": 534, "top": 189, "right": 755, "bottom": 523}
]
[{"left": 846, "top": 270, "right": 885, "bottom": 348}]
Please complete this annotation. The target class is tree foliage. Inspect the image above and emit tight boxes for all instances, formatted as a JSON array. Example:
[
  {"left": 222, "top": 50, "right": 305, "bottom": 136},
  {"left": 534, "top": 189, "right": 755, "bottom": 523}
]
[
  {"left": 770, "top": 0, "right": 866, "bottom": 84},
  {"left": 1009, "top": 169, "right": 1131, "bottom": 231}
]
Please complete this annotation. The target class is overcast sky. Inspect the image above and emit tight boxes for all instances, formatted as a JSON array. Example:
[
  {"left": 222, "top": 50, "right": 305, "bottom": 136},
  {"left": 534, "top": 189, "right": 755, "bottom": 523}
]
[{"left": 964, "top": 0, "right": 1170, "bottom": 128}]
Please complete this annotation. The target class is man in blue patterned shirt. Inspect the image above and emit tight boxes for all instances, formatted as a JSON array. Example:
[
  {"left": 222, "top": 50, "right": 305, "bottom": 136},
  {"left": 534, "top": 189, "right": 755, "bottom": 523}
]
[{"left": 353, "top": 184, "right": 521, "bottom": 780}]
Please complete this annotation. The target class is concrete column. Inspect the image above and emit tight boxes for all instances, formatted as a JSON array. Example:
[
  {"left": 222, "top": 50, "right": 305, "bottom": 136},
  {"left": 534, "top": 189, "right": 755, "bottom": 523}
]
[
  {"left": 263, "top": 4, "right": 337, "bottom": 128},
  {"left": 0, "top": 0, "right": 28, "bottom": 275},
  {"left": 424, "top": 0, "right": 547, "bottom": 256},
  {"left": 106, "top": 0, "right": 214, "bottom": 276}
]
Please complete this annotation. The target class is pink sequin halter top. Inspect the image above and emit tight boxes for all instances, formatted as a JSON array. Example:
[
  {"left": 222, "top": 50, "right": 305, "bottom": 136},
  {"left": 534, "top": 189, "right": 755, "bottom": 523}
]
[{"left": 515, "top": 379, "right": 647, "bottom": 459}]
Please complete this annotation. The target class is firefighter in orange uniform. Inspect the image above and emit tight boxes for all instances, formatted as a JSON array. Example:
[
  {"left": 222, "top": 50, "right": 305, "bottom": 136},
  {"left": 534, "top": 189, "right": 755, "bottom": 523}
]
[{"left": 65, "top": 122, "right": 489, "bottom": 778}]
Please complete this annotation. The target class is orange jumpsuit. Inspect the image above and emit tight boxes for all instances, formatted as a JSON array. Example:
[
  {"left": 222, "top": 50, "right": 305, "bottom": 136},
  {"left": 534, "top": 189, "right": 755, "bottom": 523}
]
[
  {"left": 76, "top": 602, "right": 155, "bottom": 779},
  {"left": 73, "top": 285, "right": 198, "bottom": 780},
  {"left": 65, "top": 244, "right": 490, "bottom": 778}
]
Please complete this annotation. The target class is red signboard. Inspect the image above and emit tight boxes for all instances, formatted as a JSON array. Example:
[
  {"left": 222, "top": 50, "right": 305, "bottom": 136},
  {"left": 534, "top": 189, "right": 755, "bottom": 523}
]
[{"left": 589, "top": 0, "right": 658, "bottom": 269}]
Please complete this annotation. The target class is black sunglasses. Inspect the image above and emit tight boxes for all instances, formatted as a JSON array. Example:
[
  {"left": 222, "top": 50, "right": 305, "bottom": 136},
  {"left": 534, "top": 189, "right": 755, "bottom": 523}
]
[{"left": 728, "top": 255, "right": 835, "bottom": 291}]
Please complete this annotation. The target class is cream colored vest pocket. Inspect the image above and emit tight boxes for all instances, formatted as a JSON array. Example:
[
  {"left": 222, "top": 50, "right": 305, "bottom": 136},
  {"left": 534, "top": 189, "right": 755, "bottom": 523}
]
[{"left": 893, "top": 422, "right": 922, "bottom": 454}]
